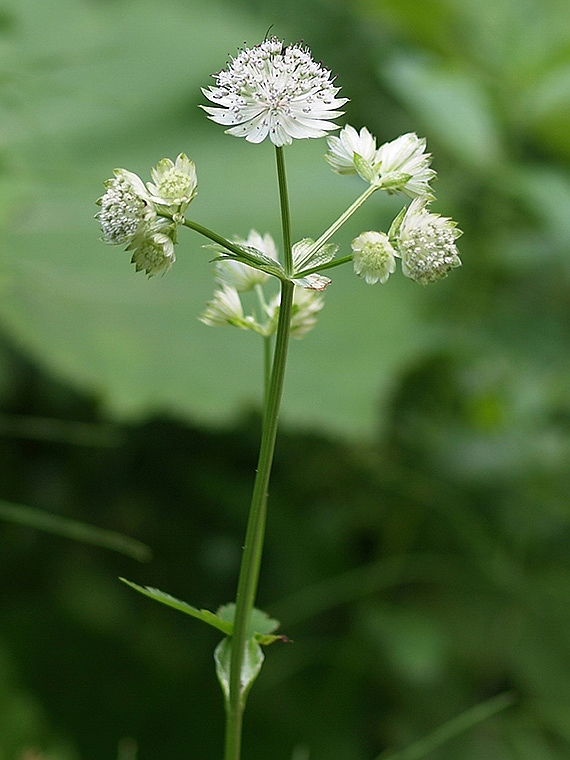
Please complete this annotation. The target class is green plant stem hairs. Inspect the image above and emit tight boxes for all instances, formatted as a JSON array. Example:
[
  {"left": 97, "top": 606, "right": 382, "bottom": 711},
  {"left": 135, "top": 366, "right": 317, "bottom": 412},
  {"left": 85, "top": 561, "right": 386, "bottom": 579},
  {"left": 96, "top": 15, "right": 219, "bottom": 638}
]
[{"left": 97, "top": 36, "right": 464, "bottom": 760}]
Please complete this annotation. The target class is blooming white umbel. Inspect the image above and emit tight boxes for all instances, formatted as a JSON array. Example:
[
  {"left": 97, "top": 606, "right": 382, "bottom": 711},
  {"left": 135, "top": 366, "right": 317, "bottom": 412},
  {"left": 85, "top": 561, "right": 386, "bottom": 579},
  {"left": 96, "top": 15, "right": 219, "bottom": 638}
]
[
  {"left": 351, "top": 231, "right": 397, "bottom": 285},
  {"left": 394, "top": 198, "right": 462, "bottom": 284},
  {"left": 96, "top": 169, "right": 154, "bottom": 246},
  {"left": 375, "top": 133, "right": 436, "bottom": 198},
  {"left": 147, "top": 153, "right": 198, "bottom": 214},
  {"left": 326, "top": 126, "right": 435, "bottom": 197},
  {"left": 325, "top": 125, "right": 378, "bottom": 180},
  {"left": 200, "top": 284, "right": 249, "bottom": 328},
  {"left": 202, "top": 37, "right": 347, "bottom": 146}
]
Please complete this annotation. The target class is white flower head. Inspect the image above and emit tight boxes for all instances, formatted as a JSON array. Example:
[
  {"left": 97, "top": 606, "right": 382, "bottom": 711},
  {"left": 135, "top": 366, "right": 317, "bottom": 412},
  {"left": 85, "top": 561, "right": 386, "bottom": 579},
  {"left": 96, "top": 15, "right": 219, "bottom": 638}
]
[
  {"left": 351, "top": 231, "right": 397, "bottom": 285},
  {"left": 375, "top": 133, "right": 436, "bottom": 198},
  {"left": 266, "top": 286, "right": 324, "bottom": 339},
  {"left": 215, "top": 230, "right": 278, "bottom": 291},
  {"left": 200, "top": 284, "right": 246, "bottom": 327},
  {"left": 96, "top": 168, "right": 155, "bottom": 245},
  {"left": 290, "top": 286, "right": 325, "bottom": 338},
  {"left": 395, "top": 198, "right": 462, "bottom": 284},
  {"left": 130, "top": 231, "right": 176, "bottom": 277},
  {"left": 147, "top": 154, "right": 197, "bottom": 213},
  {"left": 201, "top": 37, "right": 347, "bottom": 146},
  {"left": 325, "top": 125, "right": 378, "bottom": 180}
]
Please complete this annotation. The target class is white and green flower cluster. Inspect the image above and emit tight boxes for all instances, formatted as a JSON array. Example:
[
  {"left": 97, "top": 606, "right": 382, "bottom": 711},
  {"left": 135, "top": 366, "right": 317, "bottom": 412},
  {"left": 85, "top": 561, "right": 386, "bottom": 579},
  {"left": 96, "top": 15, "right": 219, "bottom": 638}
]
[
  {"left": 200, "top": 230, "right": 324, "bottom": 340},
  {"left": 201, "top": 37, "right": 347, "bottom": 147},
  {"left": 96, "top": 154, "right": 197, "bottom": 276},
  {"left": 97, "top": 36, "right": 462, "bottom": 339},
  {"left": 325, "top": 125, "right": 461, "bottom": 285}
]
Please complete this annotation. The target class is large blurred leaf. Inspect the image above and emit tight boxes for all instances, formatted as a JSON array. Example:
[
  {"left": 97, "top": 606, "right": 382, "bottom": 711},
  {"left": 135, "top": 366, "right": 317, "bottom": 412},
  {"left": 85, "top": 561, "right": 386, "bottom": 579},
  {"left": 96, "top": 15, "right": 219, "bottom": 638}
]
[{"left": 0, "top": 0, "right": 434, "bottom": 438}]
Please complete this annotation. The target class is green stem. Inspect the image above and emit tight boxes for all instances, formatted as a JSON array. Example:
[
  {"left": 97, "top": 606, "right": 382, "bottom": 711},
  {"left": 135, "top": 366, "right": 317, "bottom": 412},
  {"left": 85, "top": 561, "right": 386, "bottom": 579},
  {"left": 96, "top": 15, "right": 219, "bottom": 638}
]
[
  {"left": 224, "top": 146, "right": 295, "bottom": 760},
  {"left": 304, "top": 183, "right": 378, "bottom": 260},
  {"left": 180, "top": 218, "right": 250, "bottom": 259},
  {"left": 275, "top": 146, "right": 293, "bottom": 276},
  {"left": 294, "top": 253, "right": 354, "bottom": 278}
]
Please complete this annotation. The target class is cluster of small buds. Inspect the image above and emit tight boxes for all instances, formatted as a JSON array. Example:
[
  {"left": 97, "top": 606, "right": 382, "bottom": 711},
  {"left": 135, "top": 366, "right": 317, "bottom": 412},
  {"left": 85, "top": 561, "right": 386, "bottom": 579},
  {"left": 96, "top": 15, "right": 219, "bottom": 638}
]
[
  {"left": 147, "top": 154, "right": 198, "bottom": 218},
  {"left": 201, "top": 230, "right": 324, "bottom": 339},
  {"left": 350, "top": 199, "right": 462, "bottom": 286},
  {"left": 97, "top": 36, "right": 463, "bottom": 330},
  {"left": 391, "top": 198, "right": 462, "bottom": 284},
  {"left": 326, "top": 125, "right": 461, "bottom": 285},
  {"left": 96, "top": 154, "right": 197, "bottom": 277},
  {"left": 351, "top": 231, "right": 397, "bottom": 285},
  {"left": 97, "top": 169, "right": 155, "bottom": 246}
]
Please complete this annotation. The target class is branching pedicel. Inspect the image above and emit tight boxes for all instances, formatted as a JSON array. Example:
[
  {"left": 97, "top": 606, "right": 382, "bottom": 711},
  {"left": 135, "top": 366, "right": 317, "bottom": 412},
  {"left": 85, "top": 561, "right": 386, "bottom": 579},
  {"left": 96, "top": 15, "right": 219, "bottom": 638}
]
[{"left": 96, "top": 37, "right": 462, "bottom": 760}]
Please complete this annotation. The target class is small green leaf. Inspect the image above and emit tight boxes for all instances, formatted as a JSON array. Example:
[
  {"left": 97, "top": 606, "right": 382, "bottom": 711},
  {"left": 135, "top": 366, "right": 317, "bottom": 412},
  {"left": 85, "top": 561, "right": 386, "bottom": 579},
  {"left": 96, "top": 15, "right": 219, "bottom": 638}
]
[
  {"left": 120, "top": 579, "right": 233, "bottom": 635},
  {"left": 214, "top": 636, "right": 265, "bottom": 707},
  {"left": 353, "top": 152, "right": 377, "bottom": 182},
  {"left": 204, "top": 243, "right": 285, "bottom": 280},
  {"left": 216, "top": 602, "right": 280, "bottom": 638}
]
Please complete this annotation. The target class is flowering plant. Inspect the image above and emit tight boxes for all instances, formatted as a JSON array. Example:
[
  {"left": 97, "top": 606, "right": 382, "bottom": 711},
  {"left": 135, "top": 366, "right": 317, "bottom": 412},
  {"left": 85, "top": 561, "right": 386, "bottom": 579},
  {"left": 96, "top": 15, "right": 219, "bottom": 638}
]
[{"left": 96, "top": 37, "right": 464, "bottom": 760}]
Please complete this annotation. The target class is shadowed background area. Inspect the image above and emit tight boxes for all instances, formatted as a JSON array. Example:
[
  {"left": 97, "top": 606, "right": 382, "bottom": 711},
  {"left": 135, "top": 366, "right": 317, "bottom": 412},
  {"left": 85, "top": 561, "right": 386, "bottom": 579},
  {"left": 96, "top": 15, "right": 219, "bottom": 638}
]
[{"left": 1, "top": 0, "right": 569, "bottom": 759}]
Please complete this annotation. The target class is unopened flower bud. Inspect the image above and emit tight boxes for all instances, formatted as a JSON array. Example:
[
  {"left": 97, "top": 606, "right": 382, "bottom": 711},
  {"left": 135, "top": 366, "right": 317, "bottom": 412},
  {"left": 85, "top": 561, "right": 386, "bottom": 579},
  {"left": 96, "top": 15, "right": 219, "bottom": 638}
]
[
  {"left": 147, "top": 154, "right": 198, "bottom": 213},
  {"left": 326, "top": 125, "right": 378, "bottom": 181},
  {"left": 375, "top": 133, "right": 435, "bottom": 198},
  {"left": 351, "top": 231, "right": 397, "bottom": 284},
  {"left": 130, "top": 232, "right": 176, "bottom": 277}
]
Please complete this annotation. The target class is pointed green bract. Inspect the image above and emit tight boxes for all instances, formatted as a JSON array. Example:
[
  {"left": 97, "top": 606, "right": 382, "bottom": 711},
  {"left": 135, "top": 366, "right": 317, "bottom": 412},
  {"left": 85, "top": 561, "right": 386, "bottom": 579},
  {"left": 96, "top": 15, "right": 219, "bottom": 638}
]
[
  {"left": 120, "top": 579, "right": 233, "bottom": 635},
  {"left": 214, "top": 637, "right": 265, "bottom": 708},
  {"left": 120, "top": 580, "right": 283, "bottom": 642}
]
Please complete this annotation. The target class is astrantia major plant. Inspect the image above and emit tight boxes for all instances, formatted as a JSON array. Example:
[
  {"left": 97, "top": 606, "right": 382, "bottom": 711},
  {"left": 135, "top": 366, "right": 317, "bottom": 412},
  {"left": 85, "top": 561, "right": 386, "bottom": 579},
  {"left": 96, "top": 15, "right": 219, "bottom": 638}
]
[{"left": 96, "top": 36, "right": 463, "bottom": 760}]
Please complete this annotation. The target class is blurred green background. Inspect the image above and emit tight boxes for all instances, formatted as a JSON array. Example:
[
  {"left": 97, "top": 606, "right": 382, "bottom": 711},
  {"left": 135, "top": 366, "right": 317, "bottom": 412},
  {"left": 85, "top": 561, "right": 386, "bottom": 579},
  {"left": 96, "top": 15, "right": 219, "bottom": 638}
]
[{"left": 1, "top": 0, "right": 569, "bottom": 758}]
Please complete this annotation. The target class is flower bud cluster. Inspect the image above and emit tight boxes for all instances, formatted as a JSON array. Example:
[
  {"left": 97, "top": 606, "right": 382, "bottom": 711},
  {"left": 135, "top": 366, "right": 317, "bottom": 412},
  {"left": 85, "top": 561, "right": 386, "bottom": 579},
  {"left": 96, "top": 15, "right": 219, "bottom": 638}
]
[
  {"left": 96, "top": 36, "right": 463, "bottom": 338},
  {"left": 96, "top": 154, "right": 197, "bottom": 277},
  {"left": 326, "top": 124, "right": 462, "bottom": 285}
]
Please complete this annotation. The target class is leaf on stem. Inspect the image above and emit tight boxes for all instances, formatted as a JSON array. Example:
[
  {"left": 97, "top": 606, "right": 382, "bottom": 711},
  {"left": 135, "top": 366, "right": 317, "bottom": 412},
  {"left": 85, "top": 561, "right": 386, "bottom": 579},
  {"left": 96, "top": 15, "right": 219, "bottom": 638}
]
[
  {"left": 214, "top": 636, "right": 265, "bottom": 706},
  {"left": 120, "top": 579, "right": 233, "bottom": 635},
  {"left": 204, "top": 243, "right": 285, "bottom": 281},
  {"left": 120, "top": 581, "right": 285, "bottom": 642},
  {"left": 216, "top": 602, "right": 283, "bottom": 643}
]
